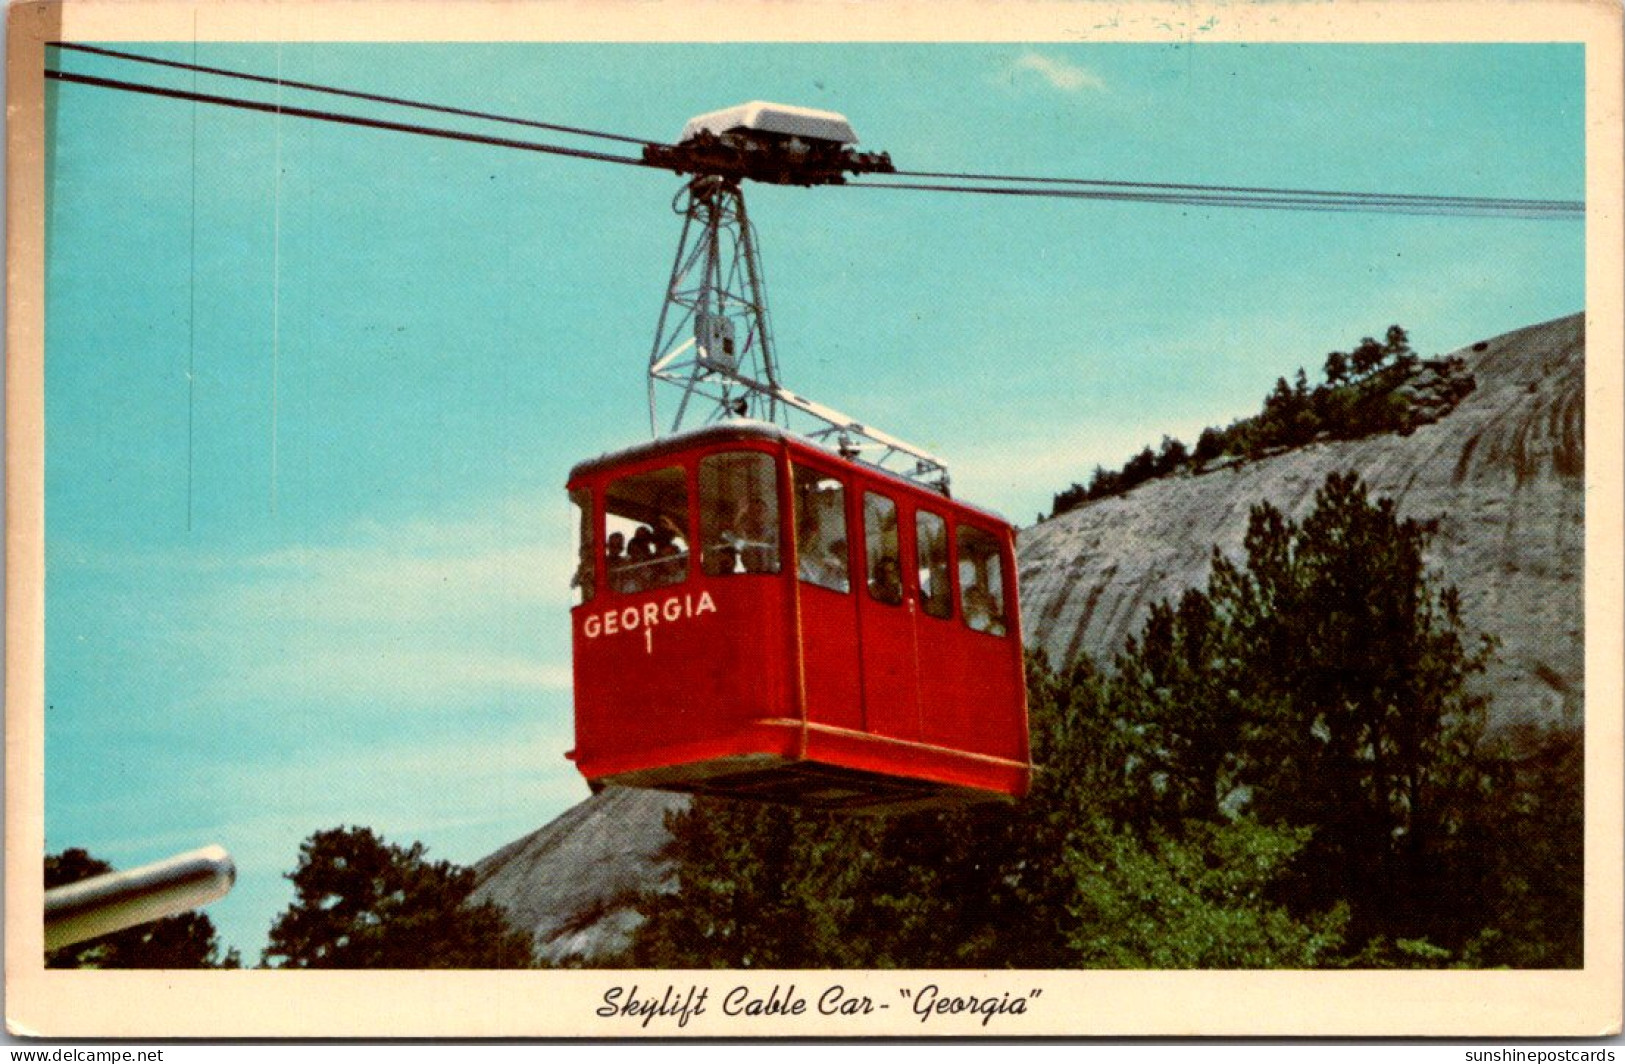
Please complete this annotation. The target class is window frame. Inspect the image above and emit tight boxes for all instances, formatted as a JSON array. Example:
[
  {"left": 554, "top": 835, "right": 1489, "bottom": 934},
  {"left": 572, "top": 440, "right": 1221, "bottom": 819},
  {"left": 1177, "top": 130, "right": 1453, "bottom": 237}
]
[
  {"left": 570, "top": 486, "right": 597, "bottom": 606},
  {"left": 956, "top": 522, "right": 1009, "bottom": 638},
  {"left": 698, "top": 448, "right": 783, "bottom": 577},
  {"left": 791, "top": 461, "right": 853, "bottom": 595}
]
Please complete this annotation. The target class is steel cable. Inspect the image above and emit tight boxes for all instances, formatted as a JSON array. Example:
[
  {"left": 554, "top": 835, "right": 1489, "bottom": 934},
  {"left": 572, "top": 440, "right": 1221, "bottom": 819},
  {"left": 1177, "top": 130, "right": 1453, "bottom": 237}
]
[
  {"left": 45, "top": 69, "right": 659, "bottom": 171},
  {"left": 48, "top": 42, "right": 659, "bottom": 147}
]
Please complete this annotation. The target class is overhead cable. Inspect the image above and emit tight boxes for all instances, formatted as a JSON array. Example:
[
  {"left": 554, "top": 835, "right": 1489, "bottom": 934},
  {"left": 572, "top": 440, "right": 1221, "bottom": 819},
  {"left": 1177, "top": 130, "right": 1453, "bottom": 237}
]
[
  {"left": 847, "top": 178, "right": 1584, "bottom": 220},
  {"left": 47, "top": 41, "right": 658, "bottom": 147},
  {"left": 45, "top": 69, "right": 658, "bottom": 171},
  {"left": 890, "top": 167, "right": 1582, "bottom": 213}
]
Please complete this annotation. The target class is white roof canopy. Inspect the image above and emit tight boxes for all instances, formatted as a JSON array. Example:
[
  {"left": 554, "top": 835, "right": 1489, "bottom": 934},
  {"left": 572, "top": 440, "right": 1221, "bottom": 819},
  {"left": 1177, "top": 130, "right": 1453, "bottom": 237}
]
[{"left": 679, "top": 101, "right": 859, "bottom": 145}]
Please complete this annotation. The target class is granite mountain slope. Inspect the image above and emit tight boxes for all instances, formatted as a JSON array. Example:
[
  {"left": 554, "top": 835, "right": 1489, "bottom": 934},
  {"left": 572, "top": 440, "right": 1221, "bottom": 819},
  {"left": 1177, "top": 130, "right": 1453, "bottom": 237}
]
[{"left": 1020, "top": 312, "right": 1583, "bottom": 736}]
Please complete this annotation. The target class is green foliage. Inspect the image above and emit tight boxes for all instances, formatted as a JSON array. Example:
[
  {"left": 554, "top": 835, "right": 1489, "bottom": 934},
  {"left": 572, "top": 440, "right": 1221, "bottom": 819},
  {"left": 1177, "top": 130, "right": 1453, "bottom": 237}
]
[
  {"left": 1193, "top": 426, "right": 1226, "bottom": 463},
  {"left": 263, "top": 826, "right": 535, "bottom": 969},
  {"left": 45, "top": 849, "right": 239, "bottom": 969},
  {"left": 630, "top": 801, "right": 881, "bottom": 968},
  {"left": 1156, "top": 435, "right": 1189, "bottom": 474},
  {"left": 1324, "top": 349, "right": 1349, "bottom": 384},
  {"left": 1458, "top": 726, "right": 1584, "bottom": 968},
  {"left": 627, "top": 472, "right": 1576, "bottom": 969},
  {"left": 1115, "top": 587, "right": 1249, "bottom": 822},
  {"left": 1066, "top": 818, "right": 1348, "bottom": 968},
  {"left": 1120, "top": 473, "right": 1497, "bottom": 947},
  {"left": 1338, "top": 935, "right": 1462, "bottom": 969}
]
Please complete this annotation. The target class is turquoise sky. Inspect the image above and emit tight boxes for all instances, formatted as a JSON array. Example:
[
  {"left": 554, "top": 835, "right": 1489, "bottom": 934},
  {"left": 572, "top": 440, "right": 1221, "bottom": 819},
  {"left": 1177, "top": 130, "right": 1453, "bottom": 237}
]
[{"left": 43, "top": 43, "right": 1583, "bottom": 958}]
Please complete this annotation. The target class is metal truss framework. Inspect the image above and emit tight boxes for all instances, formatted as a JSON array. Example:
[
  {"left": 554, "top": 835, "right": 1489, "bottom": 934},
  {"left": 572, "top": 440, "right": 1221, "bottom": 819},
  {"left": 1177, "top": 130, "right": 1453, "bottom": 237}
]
[{"left": 647, "top": 176, "right": 951, "bottom": 492}]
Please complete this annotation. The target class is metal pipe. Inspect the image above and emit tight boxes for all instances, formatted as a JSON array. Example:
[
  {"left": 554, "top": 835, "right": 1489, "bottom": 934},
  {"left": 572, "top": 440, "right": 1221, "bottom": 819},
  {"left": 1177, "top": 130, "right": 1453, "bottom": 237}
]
[{"left": 44, "top": 845, "right": 235, "bottom": 951}]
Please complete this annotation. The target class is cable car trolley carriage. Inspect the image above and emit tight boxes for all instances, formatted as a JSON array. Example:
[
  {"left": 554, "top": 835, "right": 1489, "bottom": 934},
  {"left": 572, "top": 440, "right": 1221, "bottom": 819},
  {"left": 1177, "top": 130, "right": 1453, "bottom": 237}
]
[
  {"left": 566, "top": 422, "right": 1032, "bottom": 813},
  {"left": 559, "top": 100, "right": 1032, "bottom": 813}
]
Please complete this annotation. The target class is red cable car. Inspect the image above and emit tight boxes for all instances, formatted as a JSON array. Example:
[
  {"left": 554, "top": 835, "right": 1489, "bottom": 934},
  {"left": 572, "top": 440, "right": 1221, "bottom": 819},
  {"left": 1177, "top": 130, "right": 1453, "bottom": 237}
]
[
  {"left": 565, "top": 422, "right": 1031, "bottom": 813},
  {"left": 566, "top": 102, "right": 1030, "bottom": 811}
]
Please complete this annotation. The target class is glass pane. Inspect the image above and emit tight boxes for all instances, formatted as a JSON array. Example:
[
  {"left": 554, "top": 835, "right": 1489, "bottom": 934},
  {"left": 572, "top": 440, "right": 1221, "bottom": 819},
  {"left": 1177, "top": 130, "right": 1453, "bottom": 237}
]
[
  {"left": 916, "top": 509, "right": 952, "bottom": 619},
  {"left": 958, "top": 524, "right": 1008, "bottom": 636},
  {"left": 570, "top": 487, "right": 595, "bottom": 605},
  {"left": 864, "top": 492, "right": 902, "bottom": 606},
  {"left": 698, "top": 451, "right": 780, "bottom": 576},
  {"left": 604, "top": 466, "right": 689, "bottom": 594},
  {"left": 793, "top": 464, "right": 850, "bottom": 593}
]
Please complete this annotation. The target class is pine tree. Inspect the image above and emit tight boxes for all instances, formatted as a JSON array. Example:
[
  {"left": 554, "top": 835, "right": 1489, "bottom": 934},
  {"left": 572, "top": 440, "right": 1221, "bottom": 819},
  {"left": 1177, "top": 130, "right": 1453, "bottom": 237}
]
[
  {"left": 263, "top": 826, "right": 535, "bottom": 968},
  {"left": 1141, "top": 473, "right": 1494, "bottom": 945}
]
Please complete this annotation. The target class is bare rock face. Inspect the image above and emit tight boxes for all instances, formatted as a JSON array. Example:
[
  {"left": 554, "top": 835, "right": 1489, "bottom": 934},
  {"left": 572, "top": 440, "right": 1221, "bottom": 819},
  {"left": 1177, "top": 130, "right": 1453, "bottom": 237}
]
[
  {"left": 1019, "top": 312, "right": 1585, "bottom": 736},
  {"left": 476, "top": 313, "right": 1584, "bottom": 963},
  {"left": 469, "top": 787, "right": 687, "bottom": 965}
]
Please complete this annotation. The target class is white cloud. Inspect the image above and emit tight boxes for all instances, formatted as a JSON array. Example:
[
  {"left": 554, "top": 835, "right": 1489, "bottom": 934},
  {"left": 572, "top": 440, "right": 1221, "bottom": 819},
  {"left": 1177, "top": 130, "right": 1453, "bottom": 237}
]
[{"left": 1012, "top": 51, "right": 1106, "bottom": 94}]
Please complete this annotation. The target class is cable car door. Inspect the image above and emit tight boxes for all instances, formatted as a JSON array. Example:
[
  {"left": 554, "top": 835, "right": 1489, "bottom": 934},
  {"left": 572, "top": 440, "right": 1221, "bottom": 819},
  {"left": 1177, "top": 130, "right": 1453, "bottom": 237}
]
[
  {"left": 856, "top": 490, "right": 921, "bottom": 741},
  {"left": 910, "top": 505, "right": 964, "bottom": 746},
  {"left": 790, "top": 461, "right": 863, "bottom": 732}
]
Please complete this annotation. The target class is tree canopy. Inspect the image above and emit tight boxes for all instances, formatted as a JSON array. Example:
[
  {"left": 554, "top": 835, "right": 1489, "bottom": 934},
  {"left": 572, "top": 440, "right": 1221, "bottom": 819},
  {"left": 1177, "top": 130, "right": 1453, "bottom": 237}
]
[{"left": 262, "top": 826, "right": 535, "bottom": 969}]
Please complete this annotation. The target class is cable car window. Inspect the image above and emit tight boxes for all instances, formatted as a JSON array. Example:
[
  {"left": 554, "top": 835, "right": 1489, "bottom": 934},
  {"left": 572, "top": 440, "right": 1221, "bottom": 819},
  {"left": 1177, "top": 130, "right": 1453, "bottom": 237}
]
[
  {"left": 570, "top": 487, "right": 595, "bottom": 605},
  {"left": 864, "top": 492, "right": 902, "bottom": 606},
  {"left": 957, "top": 524, "right": 1008, "bottom": 636},
  {"left": 699, "top": 451, "right": 780, "bottom": 575},
  {"left": 604, "top": 466, "right": 689, "bottom": 594},
  {"left": 792, "top": 464, "right": 850, "bottom": 593},
  {"left": 916, "top": 509, "right": 953, "bottom": 619}
]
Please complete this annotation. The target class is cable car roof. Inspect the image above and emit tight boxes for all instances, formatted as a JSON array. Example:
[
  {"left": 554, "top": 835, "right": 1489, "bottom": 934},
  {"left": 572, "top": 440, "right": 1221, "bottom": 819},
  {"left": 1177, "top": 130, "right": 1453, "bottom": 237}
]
[
  {"left": 568, "top": 421, "right": 1014, "bottom": 529},
  {"left": 679, "top": 101, "right": 860, "bottom": 145}
]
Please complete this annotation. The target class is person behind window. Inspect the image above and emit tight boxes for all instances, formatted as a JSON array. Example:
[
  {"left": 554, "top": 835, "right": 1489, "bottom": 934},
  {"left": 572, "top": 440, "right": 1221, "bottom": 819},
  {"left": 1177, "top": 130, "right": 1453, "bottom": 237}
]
[
  {"left": 628, "top": 526, "right": 655, "bottom": 562},
  {"left": 614, "top": 526, "right": 655, "bottom": 592},
  {"left": 725, "top": 494, "right": 777, "bottom": 573},
  {"left": 869, "top": 555, "right": 903, "bottom": 605},
  {"left": 711, "top": 542, "right": 742, "bottom": 575},
  {"left": 603, "top": 531, "right": 628, "bottom": 592},
  {"left": 652, "top": 525, "right": 684, "bottom": 584},
  {"left": 800, "top": 531, "right": 850, "bottom": 592},
  {"left": 964, "top": 584, "right": 1005, "bottom": 636},
  {"left": 826, "top": 538, "right": 850, "bottom": 591},
  {"left": 657, "top": 513, "right": 688, "bottom": 551},
  {"left": 796, "top": 511, "right": 822, "bottom": 581}
]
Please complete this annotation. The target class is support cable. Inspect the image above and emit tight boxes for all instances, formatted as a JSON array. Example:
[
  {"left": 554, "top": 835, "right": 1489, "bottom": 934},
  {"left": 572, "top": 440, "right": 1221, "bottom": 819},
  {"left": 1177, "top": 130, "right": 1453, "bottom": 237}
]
[
  {"left": 846, "top": 178, "right": 1583, "bottom": 220},
  {"left": 47, "top": 41, "right": 658, "bottom": 147},
  {"left": 44, "top": 69, "right": 659, "bottom": 171},
  {"left": 889, "top": 166, "right": 1582, "bottom": 213}
]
